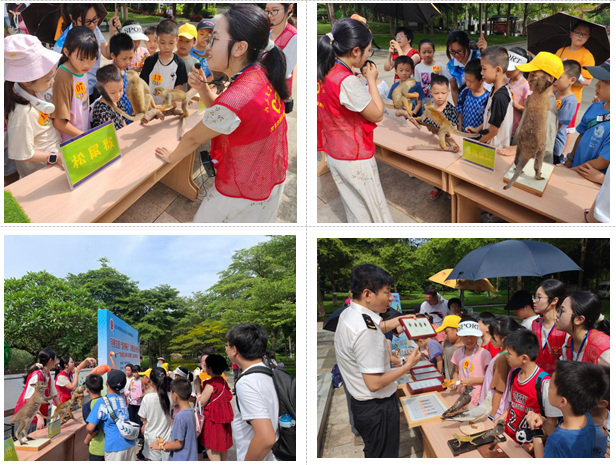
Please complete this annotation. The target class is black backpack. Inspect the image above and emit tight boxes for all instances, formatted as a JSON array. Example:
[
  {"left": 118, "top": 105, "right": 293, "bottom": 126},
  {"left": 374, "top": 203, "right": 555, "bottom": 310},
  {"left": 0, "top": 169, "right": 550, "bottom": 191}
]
[{"left": 236, "top": 362, "right": 296, "bottom": 461}]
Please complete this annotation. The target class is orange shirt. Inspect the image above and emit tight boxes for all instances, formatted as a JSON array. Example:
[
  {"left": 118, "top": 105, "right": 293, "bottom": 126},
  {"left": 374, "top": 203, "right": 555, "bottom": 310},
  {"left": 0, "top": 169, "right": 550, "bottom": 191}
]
[
  {"left": 199, "top": 371, "right": 227, "bottom": 387},
  {"left": 555, "top": 46, "right": 595, "bottom": 103}
]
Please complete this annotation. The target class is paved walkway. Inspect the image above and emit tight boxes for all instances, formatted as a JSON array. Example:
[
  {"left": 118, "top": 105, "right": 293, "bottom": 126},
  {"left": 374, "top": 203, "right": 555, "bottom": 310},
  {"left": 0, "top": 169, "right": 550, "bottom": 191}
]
[
  {"left": 317, "top": 322, "right": 424, "bottom": 458},
  {"left": 317, "top": 42, "right": 597, "bottom": 223}
]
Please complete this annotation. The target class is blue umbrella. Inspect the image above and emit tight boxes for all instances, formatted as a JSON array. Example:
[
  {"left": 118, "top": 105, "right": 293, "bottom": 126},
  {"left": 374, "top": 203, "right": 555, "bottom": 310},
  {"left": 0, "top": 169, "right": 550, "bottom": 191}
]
[{"left": 446, "top": 240, "right": 582, "bottom": 281}]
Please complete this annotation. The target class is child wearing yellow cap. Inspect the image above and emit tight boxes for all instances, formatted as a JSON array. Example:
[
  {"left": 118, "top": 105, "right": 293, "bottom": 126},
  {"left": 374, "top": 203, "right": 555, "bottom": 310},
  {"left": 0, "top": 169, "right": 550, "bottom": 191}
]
[
  {"left": 435, "top": 315, "right": 463, "bottom": 380},
  {"left": 177, "top": 23, "right": 199, "bottom": 80}
]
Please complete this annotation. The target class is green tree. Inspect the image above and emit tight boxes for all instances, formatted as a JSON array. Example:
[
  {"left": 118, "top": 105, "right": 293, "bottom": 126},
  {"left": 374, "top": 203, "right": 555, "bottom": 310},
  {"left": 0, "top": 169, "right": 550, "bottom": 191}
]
[
  {"left": 317, "top": 238, "right": 352, "bottom": 306},
  {"left": 5, "top": 271, "right": 97, "bottom": 359}
]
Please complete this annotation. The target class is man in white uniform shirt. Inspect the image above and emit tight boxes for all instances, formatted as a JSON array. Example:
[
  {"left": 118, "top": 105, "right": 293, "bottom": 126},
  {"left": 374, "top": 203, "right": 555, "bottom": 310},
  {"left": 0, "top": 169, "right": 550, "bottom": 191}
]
[
  {"left": 419, "top": 285, "right": 450, "bottom": 325},
  {"left": 334, "top": 264, "right": 420, "bottom": 457}
]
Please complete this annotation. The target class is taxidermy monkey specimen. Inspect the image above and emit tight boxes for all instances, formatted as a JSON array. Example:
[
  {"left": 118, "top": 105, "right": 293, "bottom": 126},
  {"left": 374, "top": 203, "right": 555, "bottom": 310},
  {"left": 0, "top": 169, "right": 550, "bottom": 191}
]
[
  {"left": 12, "top": 381, "right": 53, "bottom": 444},
  {"left": 153, "top": 88, "right": 190, "bottom": 118},
  {"left": 391, "top": 78, "right": 420, "bottom": 116},
  {"left": 405, "top": 103, "right": 472, "bottom": 152},
  {"left": 503, "top": 74, "right": 553, "bottom": 190},
  {"left": 51, "top": 385, "right": 87, "bottom": 424},
  {"left": 95, "top": 70, "right": 163, "bottom": 123}
]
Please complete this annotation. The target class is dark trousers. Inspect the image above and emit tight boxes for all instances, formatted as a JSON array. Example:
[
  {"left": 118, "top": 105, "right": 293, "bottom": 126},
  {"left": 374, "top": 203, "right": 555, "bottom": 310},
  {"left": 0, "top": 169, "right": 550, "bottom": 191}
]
[
  {"left": 88, "top": 452, "right": 105, "bottom": 461},
  {"left": 350, "top": 393, "right": 400, "bottom": 458}
]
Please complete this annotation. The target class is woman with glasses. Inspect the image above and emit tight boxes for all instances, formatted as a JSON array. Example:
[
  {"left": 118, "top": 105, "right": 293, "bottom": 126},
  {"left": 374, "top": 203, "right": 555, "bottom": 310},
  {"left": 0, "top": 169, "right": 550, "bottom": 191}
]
[
  {"left": 530, "top": 279, "right": 569, "bottom": 375},
  {"left": 445, "top": 30, "right": 487, "bottom": 103},
  {"left": 155, "top": 4, "right": 289, "bottom": 223},
  {"left": 384, "top": 27, "right": 420, "bottom": 81},
  {"left": 555, "top": 291, "right": 610, "bottom": 366},
  {"left": 53, "top": 4, "right": 121, "bottom": 103},
  {"left": 14, "top": 348, "right": 61, "bottom": 434},
  {"left": 317, "top": 18, "right": 393, "bottom": 223},
  {"left": 266, "top": 3, "right": 297, "bottom": 98}
]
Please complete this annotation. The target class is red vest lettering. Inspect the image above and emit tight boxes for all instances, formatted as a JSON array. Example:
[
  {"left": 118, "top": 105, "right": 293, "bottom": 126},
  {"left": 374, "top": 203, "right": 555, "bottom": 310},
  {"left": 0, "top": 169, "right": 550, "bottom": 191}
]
[
  {"left": 14, "top": 370, "right": 52, "bottom": 424},
  {"left": 274, "top": 23, "right": 297, "bottom": 96},
  {"left": 211, "top": 65, "right": 288, "bottom": 201},
  {"left": 55, "top": 370, "right": 73, "bottom": 404},
  {"left": 318, "top": 62, "right": 376, "bottom": 160},
  {"left": 505, "top": 367, "right": 549, "bottom": 441},
  {"left": 531, "top": 318, "right": 568, "bottom": 375}
]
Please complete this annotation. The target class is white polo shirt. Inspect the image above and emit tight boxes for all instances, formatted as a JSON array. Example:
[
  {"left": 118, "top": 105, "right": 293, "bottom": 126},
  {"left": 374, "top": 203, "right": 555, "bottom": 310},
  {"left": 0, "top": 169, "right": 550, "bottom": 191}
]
[
  {"left": 419, "top": 294, "right": 450, "bottom": 324},
  {"left": 334, "top": 302, "right": 397, "bottom": 401}
]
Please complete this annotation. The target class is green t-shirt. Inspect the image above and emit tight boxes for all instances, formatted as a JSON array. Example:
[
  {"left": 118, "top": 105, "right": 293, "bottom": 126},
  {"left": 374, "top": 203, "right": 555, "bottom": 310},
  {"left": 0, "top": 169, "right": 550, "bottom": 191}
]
[{"left": 88, "top": 397, "right": 105, "bottom": 456}]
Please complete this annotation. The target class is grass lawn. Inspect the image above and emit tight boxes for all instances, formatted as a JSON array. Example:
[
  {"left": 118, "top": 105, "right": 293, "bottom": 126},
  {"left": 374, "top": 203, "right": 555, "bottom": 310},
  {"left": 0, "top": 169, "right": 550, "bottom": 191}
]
[{"left": 317, "top": 21, "right": 525, "bottom": 52}]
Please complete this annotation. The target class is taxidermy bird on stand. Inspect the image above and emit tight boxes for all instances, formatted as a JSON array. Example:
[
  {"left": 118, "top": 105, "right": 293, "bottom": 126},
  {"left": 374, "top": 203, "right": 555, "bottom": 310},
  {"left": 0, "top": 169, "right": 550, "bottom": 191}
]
[
  {"left": 441, "top": 386, "right": 473, "bottom": 419},
  {"left": 444, "top": 391, "right": 493, "bottom": 431}
]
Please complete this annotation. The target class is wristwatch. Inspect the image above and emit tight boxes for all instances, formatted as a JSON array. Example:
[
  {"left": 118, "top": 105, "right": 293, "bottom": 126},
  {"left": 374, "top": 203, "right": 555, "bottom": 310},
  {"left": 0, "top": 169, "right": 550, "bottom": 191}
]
[{"left": 47, "top": 151, "right": 58, "bottom": 165}]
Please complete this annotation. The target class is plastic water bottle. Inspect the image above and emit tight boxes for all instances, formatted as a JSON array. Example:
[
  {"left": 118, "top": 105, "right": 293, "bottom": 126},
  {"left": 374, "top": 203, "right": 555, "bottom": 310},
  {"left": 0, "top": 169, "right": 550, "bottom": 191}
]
[{"left": 279, "top": 414, "right": 295, "bottom": 428}]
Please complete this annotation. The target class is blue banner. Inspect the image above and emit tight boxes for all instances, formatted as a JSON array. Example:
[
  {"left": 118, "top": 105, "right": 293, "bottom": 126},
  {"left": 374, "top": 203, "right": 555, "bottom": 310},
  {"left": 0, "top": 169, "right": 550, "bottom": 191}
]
[
  {"left": 391, "top": 293, "right": 402, "bottom": 312},
  {"left": 97, "top": 309, "right": 140, "bottom": 370}
]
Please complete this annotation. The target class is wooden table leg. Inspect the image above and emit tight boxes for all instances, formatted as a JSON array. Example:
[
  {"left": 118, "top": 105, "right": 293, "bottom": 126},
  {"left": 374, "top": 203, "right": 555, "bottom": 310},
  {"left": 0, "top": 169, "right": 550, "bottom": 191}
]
[
  {"left": 160, "top": 150, "right": 199, "bottom": 201},
  {"left": 317, "top": 151, "right": 330, "bottom": 176}
]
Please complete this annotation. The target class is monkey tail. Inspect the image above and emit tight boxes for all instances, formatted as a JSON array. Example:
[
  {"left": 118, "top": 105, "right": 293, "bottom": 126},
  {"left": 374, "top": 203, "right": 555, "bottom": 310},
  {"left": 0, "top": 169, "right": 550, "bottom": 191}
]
[
  {"left": 95, "top": 83, "right": 144, "bottom": 122},
  {"left": 504, "top": 148, "right": 525, "bottom": 190}
]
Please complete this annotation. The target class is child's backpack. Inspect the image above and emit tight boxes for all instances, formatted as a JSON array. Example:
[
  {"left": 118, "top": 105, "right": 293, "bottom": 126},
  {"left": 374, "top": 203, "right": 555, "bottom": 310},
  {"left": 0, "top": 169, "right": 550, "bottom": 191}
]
[
  {"left": 510, "top": 368, "right": 550, "bottom": 417},
  {"left": 236, "top": 361, "right": 296, "bottom": 461}
]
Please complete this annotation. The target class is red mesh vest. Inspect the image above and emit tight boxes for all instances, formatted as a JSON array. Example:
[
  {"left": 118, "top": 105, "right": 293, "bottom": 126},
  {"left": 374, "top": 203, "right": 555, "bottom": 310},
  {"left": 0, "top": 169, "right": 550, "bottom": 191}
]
[
  {"left": 573, "top": 329, "right": 610, "bottom": 364},
  {"left": 318, "top": 62, "right": 376, "bottom": 160},
  {"left": 274, "top": 23, "right": 297, "bottom": 96},
  {"left": 14, "top": 370, "right": 52, "bottom": 424},
  {"left": 531, "top": 318, "right": 568, "bottom": 375},
  {"left": 211, "top": 65, "right": 288, "bottom": 201},
  {"left": 55, "top": 370, "right": 73, "bottom": 404},
  {"left": 317, "top": 79, "right": 324, "bottom": 152}
]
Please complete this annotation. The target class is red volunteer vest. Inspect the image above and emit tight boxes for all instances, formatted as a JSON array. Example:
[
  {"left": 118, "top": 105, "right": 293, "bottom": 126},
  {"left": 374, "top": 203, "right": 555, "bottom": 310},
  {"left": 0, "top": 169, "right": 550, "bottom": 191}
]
[
  {"left": 318, "top": 62, "right": 376, "bottom": 160},
  {"left": 211, "top": 65, "right": 288, "bottom": 201},
  {"left": 14, "top": 370, "right": 52, "bottom": 424},
  {"left": 531, "top": 318, "right": 567, "bottom": 375},
  {"left": 317, "top": 79, "right": 324, "bottom": 152},
  {"left": 55, "top": 370, "right": 73, "bottom": 404},
  {"left": 505, "top": 366, "right": 550, "bottom": 441},
  {"left": 564, "top": 329, "right": 610, "bottom": 364},
  {"left": 274, "top": 23, "right": 297, "bottom": 96}
]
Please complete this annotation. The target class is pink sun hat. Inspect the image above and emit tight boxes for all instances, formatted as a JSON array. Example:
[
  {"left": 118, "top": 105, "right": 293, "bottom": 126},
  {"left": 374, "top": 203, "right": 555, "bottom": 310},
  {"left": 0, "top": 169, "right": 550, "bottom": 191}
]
[{"left": 4, "top": 34, "right": 62, "bottom": 83}]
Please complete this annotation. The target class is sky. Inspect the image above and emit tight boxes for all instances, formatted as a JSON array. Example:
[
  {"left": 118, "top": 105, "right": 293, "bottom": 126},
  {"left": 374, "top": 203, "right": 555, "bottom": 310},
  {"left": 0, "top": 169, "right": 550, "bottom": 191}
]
[{"left": 4, "top": 235, "right": 269, "bottom": 296}]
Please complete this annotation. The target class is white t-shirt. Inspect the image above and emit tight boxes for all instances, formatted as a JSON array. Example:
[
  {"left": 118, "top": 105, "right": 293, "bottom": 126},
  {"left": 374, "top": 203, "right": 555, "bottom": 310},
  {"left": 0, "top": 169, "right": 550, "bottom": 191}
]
[
  {"left": 340, "top": 75, "right": 372, "bottom": 113},
  {"left": 124, "top": 376, "right": 133, "bottom": 394},
  {"left": 55, "top": 373, "right": 70, "bottom": 387},
  {"left": 594, "top": 166, "right": 610, "bottom": 223},
  {"left": 233, "top": 362, "right": 279, "bottom": 461},
  {"left": 419, "top": 294, "right": 450, "bottom": 324},
  {"left": 7, "top": 102, "right": 61, "bottom": 177},
  {"left": 414, "top": 60, "right": 451, "bottom": 96},
  {"left": 520, "top": 315, "right": 540, "bottom": 330},
  {"left": 138, "top": 392, "right": 173, "bottom": 460},
  {"left": 282, "top": 34, "right": 297, "bottom": 79},
  {"left": 201, "top": 105, "right": 241, "bottom": 135},
  {"left": 24, "top": 371, "right": 57, "bottom": 400}
]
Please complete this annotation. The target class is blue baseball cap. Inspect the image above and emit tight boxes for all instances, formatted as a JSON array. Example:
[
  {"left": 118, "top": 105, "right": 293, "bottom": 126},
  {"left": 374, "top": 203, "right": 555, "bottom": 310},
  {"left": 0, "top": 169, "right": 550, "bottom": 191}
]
[{"left": 584, "top": 59, "right": 610, "bottom": 81}]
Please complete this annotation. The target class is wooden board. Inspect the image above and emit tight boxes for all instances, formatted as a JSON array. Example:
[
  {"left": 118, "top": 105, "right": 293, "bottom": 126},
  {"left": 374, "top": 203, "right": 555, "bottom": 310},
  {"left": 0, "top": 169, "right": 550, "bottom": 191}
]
[
  {"left": 14, "top": 437, "right": 51, "bottom": 451},
  {"left": 478, "top": 442, "right": 509, "bottom": 458},
  {"left": 502, "top": 162, "right": 554, "bottom": 197}
]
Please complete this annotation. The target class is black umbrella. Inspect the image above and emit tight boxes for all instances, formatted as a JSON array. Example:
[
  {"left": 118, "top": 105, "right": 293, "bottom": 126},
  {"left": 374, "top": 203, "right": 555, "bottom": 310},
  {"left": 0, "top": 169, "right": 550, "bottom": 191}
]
[
  {"left": 527, "top": 12, "right": 610, "bottom": 65},
  {"left": 365, "top": 3, "right": 441, "bottom": 25},
  {"left": 446, "top": 240, "right": 582, "bottom": 281}
]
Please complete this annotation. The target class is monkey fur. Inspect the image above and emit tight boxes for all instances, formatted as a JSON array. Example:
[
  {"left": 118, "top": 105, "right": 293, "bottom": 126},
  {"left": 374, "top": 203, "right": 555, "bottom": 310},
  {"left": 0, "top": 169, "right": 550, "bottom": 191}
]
[
  {"left": 51, "top": 385, "right": 86, "bottom": 424},
  {"left": 153, "top": 88, "right": 189, "bottom": 118},
  {"left": 503, "top": 74, "right": 553, "bottom": 190},
  {"left": 405, "top": 102, "right": 470, "bottom": 152},
  {"left": 391, "top": 78, "right": 420, "bottom": 116}
]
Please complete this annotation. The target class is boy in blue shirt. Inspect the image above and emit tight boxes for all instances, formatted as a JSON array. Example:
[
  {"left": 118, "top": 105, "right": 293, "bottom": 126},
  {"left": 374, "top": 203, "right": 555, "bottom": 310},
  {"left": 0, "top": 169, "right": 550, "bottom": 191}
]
[
  {"left": 387, "top": 56, "right": 425, "bottom": 116},
  {"left": 552, "top": 60, "right": 579, "bottom": 164},
  {"left": 86, "top": 370, "right": 137, "bottom": 461},
  {"left": 565, "top": 60, "right": 610, "bottom": 173},
  {"left": 190, "top": 19, "right": 214, "bottom": 82},
  {"left": 456, "top": 58, "right": 488, "bottom": 135},
  {"left": 527, "top": 360, "right": 608, "bottom": 458}
]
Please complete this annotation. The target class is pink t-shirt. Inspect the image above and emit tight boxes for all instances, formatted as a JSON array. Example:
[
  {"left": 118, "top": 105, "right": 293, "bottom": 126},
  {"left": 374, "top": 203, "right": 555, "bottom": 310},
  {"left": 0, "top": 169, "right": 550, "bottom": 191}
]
[
  {"left": 131, "top": 46, "right": 149, "bottom": 69},
  {"left": 508, "top": 77, "right": 531, "bottom": 136},
  {"left": 128, "top": 377, "right": 143, "bottom": 405},
  {"left": 478, "top": 352, "right": 511, "bottom": 417},
  {"left": 451, "top": 345, "right": 492, "bottom": 405}
]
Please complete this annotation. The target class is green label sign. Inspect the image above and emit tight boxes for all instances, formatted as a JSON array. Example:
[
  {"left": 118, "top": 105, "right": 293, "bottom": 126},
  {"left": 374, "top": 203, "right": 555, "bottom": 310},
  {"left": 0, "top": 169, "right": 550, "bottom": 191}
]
[
  {"left": 4, "top": 437, "right": 18, "bottom": 461},
  {"left": 462, "top": 138, "right": 495, "bottom": 171},
  {"left": 47, "top": 418, "right": 61, "bottom": 439},
  {"left": 59, "top": 121, "right": 122, "bottom": 189}
]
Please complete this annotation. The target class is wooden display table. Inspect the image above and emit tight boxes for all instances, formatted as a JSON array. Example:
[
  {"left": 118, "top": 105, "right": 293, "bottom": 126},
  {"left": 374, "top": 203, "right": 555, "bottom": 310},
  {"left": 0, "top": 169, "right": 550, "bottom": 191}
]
[
  {"left": 16, "top": 410, "right": 89, "bottom": 461},
  {"left": 403, "top": 389, "right": 531, "bottom": 458},
  {"left": 371, "top": 114, "right": 600, "bottom": 223},
  {"left": 5, "top": 103, "right": 201, "bottom": 223},
  {"left": 374, "top": 113, "right": 461, "bottom": 193}
]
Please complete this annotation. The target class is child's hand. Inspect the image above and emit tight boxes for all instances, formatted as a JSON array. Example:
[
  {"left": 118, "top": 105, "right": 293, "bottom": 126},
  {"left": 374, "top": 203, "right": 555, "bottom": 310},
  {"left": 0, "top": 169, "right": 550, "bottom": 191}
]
[
  {"left": 524, "top": 411, "right": 544, "bottom": 430},
  {"left": 496, "top": 146, "right": 516, "bottom": 157},
  {"left": 460, "top": 378, "right": 473, "bottom": 386},
  {"left": 363, "top": 61, "right": 378, "bottom": 83},
  {"left": 150, "top": 440, "right": 160, "bottom": 451},
  {"left": 477, "top": 33, "right": 488, "bottom": 52},
  {"left": 573, "top": 162, "right": 604, "bottom": 184},
  {"left": 155, "top": 147, "right": 172, "bottom": 163},
  {"left": 464, "top": 126, "right": 478, "bottom": 135}
]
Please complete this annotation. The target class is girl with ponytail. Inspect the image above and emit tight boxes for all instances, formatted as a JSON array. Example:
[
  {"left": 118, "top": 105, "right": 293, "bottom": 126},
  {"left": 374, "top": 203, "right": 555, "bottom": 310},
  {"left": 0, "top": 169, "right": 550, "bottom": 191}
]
[
  {"left": 155, "top": 4, "right": 288, "bottom": 223},
  {"left": 266, "top": 3, "right": 297, "bottom": 98},
  {"left": 138, "top": 367, "right": 173, "bottom": 460},
  {"left": 556, "top": 291, "right": 610, "bottom": 366},
  {"left": 55, "top": 354, "right": 96, "bottom": 403},
  {"left": 317, "top": 18, "right": 393, "bottom": 223}
]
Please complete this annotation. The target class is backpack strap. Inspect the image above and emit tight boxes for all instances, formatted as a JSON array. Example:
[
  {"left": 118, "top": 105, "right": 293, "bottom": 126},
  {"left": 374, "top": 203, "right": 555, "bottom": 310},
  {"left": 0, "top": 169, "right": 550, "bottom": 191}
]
[
  {"left": 102, "top": 396, "right": 120, "bottom": 424},
  {"left": 234, "top": 366, "right": 273, "bottom": 417},
  {"left": 535, "top": 371, "right": 549, "bottom": 418}
]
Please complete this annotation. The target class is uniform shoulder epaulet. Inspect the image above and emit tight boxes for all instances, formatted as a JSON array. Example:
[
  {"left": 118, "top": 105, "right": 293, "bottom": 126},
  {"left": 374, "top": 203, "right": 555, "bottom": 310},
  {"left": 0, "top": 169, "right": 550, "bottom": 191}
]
[{"left": 362, "top": 314, "right": 377, "bottom": 330}]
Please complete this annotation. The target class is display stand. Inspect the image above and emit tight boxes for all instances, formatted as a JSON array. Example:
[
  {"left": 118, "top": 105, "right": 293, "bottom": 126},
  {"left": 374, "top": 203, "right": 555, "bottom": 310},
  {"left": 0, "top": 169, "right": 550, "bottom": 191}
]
[
  {"left": 503, "top": 162, "right": 554, "bottom": 197},
  {"left": 14, "top": 438, "right": 50, "bottom": 452}
]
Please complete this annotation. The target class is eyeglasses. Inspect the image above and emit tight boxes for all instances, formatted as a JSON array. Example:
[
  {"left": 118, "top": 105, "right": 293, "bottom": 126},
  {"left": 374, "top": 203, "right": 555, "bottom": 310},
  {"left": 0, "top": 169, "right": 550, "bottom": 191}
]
[
  {"left": 448, "top": 48, "right": 465, "bottom": 57},
  {"left": 264, "top": 8, "right": 282, "bottom": 16},
  {"left": 531, "top": 295, "right": 548, "bottom": 302},
  {"left": 572, "top": 30, "right": 589, "bottom": 38},
  {"left": 81, "top": 16, "right": 99, "bottom": 27},
  {"left": 207, "top": 35, "right": 234, "bottom": 48}
]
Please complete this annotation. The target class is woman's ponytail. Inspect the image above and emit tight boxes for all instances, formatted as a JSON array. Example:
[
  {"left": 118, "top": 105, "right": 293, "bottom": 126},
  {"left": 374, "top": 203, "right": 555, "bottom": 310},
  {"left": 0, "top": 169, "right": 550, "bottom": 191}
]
[
  {"left": 260, "top": 44, "right": 289, "bottom": 101},
  {"left": 317, "top": 18, "right": 372, "bottom": 81}
]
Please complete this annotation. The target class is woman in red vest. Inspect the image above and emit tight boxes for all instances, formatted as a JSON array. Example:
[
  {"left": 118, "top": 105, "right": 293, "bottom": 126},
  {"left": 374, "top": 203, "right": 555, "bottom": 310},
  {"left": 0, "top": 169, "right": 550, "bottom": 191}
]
[
  {"left": 556, "top": 291, "right": 610, "bottom": 366},
  {"left": 531, "top": 279, "right": 569, "bottom": 375},
  {"left": 317, "top": 18, "right": 393, "bottom": 222},
  {"left": 13, "top": 348, "right": 59, "bottom": 433},
  {"left": 155, "top": 4, "right": 289, "bottom": 223},
  {"left": 266, "top": 3, "right": 296, "bottom": 98},
  {"left": 55, "top": 355, "right": 96, "bottom": 404}
]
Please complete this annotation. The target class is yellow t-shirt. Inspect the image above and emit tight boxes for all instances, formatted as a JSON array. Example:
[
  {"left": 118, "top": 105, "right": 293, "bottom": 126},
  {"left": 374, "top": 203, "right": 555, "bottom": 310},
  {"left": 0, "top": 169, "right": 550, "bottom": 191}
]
[
  {"left": 555, "top": 46, "right": 595, "bottom": 103},
  {"left": 199, "top": 371, "right": 227, "bottom": 386}
]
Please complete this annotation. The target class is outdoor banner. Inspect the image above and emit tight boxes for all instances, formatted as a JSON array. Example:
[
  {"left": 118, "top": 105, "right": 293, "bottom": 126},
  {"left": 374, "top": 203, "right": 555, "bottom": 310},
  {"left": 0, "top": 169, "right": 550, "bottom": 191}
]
[
  {"left": 97, "top": 309, "right": 140, "bottom": 370},
  {"left": 391, "top": 293, "right": 402, "bottom": 312},
  {"left": 462, "top": 138, "right": 495, "bottom": 171},
  {"left": 59, "top": 121, "right": 122, "bottom": 189}
]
